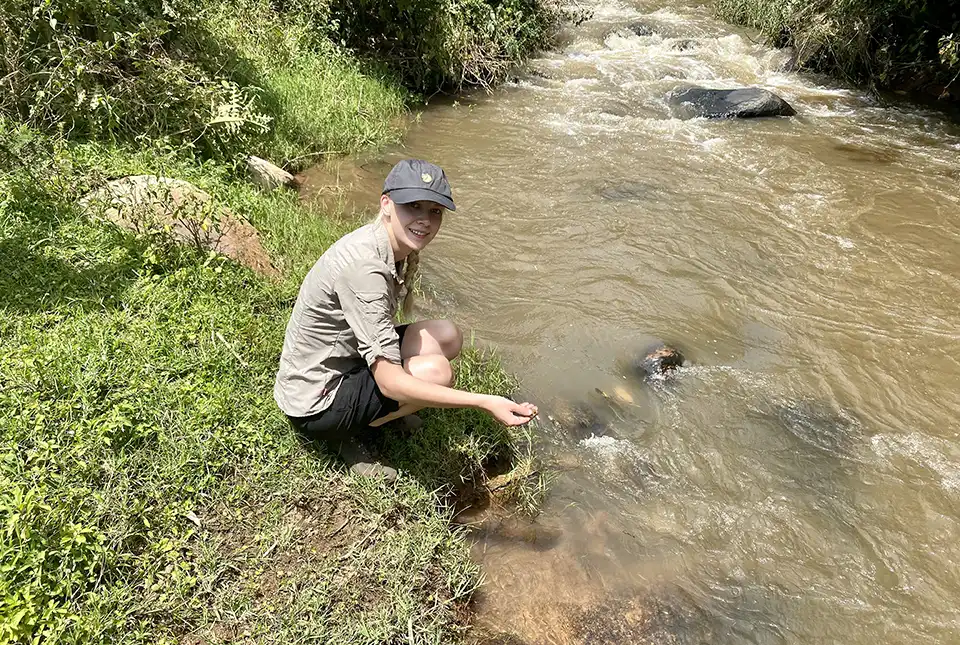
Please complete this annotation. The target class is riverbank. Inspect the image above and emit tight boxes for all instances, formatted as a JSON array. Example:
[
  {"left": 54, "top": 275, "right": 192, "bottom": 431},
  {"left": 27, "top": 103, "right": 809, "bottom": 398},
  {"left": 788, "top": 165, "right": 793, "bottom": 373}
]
[
  {"left": 714, "top": 0, "right": 960, "bottom": 107},
  {"left": 0, "top": 1, "right": 562, "bottom": 641}
]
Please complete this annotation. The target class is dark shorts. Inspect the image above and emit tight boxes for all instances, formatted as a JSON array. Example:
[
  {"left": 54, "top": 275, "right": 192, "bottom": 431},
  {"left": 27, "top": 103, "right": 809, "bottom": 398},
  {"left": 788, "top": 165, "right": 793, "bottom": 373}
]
[{"left": 288, "top": 324, "right": 408, "bottom": 442}]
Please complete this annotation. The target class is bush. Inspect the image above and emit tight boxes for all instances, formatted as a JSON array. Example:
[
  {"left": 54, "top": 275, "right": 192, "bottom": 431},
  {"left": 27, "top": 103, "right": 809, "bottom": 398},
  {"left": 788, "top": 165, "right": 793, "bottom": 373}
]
[
  {"left": 327, "top": 0, "right": 568, "bottom": 91},
  {"left": 0, "top": 0, "right": 409, "bottom": 160},
  {"left": 0, "top": 0, "right": 266, "bottom": 153},
  {"left": 0, "top": 0, "right": 569, "bottom": 159},
  {"left": 716, "top": 0, "right": 960, "bottom": 98}
]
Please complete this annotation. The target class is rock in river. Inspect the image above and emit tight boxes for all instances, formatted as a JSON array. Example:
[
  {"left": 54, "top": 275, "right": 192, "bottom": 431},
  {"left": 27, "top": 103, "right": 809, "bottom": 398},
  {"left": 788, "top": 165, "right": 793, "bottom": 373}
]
[{"left": 668, "top": 87, "right": 797, "bottom": 119}]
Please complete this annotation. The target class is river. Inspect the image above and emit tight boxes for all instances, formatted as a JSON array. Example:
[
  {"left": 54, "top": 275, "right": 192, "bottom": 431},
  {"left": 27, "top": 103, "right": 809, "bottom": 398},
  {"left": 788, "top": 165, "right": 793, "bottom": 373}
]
[{"left": 300, "top": 1, "right": 960, "bottom": 642}]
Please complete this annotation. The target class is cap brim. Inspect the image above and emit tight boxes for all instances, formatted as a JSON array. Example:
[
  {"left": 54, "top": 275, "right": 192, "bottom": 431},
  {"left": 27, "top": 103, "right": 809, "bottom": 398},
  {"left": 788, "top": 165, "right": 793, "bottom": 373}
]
[{"left": 386, "top": 187, "right": 456, "bottom": 212}]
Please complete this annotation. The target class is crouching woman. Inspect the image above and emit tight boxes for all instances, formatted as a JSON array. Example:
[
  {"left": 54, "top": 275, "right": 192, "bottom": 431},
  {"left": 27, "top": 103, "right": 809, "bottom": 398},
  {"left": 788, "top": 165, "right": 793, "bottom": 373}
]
[{"left": 274, "top": 159, "right": 538, "bottom": 480}]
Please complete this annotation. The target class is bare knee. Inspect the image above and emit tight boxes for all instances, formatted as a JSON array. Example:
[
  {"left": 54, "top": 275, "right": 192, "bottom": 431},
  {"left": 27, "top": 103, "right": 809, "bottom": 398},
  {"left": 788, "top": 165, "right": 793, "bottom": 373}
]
[
  {"left": 407, "top": 354, "right": 454, "bottom": 387},
  {"left": 435, "top": 319, "right": 463, "bottom": 360}
]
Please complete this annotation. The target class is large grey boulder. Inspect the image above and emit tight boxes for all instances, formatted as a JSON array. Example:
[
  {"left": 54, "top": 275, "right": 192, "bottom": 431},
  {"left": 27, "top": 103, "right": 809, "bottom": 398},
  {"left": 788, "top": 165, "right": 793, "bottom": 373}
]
[
  {"left": 668, "top": 87, "right": 797, "bottom": 119},
  {"left": 80, "top": 175, "right": 279, "bottom": 277},
  {"left": 245, "top": 155, "right": 295, "bottom": 192}
]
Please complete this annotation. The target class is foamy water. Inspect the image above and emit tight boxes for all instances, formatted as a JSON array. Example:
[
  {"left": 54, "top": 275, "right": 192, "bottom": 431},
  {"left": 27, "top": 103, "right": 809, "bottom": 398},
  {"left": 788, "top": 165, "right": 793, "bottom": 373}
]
[{"left": 302, "top": 0, "right": 960, "bottom": 642}]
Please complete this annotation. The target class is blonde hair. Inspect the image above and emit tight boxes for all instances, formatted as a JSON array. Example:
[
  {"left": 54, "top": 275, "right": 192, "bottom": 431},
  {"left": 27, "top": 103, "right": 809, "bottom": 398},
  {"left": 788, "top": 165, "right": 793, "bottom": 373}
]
[
  {"left": 401, "top": 250, "right": 419, "bottom": 319},
  {"left": 375, "top": 209, "right": 420, "bottom": 320}
]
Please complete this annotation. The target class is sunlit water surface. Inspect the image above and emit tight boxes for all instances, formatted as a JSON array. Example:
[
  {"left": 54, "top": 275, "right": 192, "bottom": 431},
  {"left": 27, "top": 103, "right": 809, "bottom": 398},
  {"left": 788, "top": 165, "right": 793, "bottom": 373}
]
[{"left": 302, "top": 1, "right": 960, "bottom": 642}]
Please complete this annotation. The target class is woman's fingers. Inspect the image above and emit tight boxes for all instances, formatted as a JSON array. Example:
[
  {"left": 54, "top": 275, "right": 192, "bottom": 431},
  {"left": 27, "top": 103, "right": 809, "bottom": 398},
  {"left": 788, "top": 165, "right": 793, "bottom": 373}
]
[{"left": 510, "top": 402, "right": 538, "bottom": 422}]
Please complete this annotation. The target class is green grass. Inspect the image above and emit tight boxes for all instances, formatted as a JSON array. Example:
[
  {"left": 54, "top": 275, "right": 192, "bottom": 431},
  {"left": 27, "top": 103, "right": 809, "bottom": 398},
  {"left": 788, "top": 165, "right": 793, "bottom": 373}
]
[
  {"left": 0, "top": 1, "right": 560, "bottom": 638},
  {"left": 202, "top": 0, "right": 409, "bottom": 166},
  {"left": 0, "top": 124, "right": 545, "bottom": 644}
]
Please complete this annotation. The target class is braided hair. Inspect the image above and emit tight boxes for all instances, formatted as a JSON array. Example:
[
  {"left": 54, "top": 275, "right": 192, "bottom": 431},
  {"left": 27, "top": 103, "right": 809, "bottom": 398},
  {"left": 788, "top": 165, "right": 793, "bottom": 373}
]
[{"left": 400, "top": 250, "right": 420, "bottom": 319}]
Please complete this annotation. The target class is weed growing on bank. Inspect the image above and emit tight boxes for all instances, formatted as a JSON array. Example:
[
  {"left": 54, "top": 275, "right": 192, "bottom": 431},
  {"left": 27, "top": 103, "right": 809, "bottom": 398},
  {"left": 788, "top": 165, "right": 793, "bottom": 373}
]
[
  {"left": 0, "top": 121, "right": 546, "bottom": 643},
  {"left": 716, "top": 0, "right": 960, "bottom": 99}
]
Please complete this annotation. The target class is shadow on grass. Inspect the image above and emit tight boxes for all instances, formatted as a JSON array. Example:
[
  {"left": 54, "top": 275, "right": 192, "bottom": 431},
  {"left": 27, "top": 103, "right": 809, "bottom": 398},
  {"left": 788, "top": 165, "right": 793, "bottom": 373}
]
[
  {"left": 0, "top": 233, "right": 148, "bottom": 313},
  {"left": 0, "top": 178, "right": 155, "bottom": 314},
  {"left": 288, "top": 403, "right": 517, "bottom": 496}
]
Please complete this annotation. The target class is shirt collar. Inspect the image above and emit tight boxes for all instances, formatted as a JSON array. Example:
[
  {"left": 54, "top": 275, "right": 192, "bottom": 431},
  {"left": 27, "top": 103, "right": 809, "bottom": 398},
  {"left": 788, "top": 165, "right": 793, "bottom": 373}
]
[{"left": 373, "top": 219, "right": 403, "bottom": 284}]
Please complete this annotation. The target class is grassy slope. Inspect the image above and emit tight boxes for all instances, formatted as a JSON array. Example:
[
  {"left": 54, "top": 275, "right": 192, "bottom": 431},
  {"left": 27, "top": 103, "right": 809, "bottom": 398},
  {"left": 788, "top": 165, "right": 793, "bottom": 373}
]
[{"left": 0, "top": 7, "right": 546, "bottom": 641}]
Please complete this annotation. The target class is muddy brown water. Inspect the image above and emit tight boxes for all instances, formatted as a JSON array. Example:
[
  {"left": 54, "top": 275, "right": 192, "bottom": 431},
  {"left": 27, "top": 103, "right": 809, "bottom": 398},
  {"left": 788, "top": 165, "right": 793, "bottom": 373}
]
[{"left": 301, "top": 1, "right": 960, "bottom": 642}]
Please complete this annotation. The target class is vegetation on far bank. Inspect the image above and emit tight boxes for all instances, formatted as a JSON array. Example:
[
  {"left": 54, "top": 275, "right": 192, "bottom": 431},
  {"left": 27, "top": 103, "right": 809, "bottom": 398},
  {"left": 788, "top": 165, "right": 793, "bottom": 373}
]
[
  {"left": 715, "top": 0, "right": 960, "bottom": 102},
  {"left": 1, "top": 0, "right": 570, "bottom": 165},
  {"left": 0, "top": 0, "right": 564, "bottom": 641}
]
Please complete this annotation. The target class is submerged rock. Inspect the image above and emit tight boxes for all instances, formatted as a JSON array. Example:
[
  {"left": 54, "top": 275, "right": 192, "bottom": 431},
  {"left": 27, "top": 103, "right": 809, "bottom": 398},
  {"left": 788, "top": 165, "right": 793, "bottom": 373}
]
[
  {"left": 625, "top": 21, "right": 656, "bottom": 37},
  {"left": 572, "top": 588, "right": 716, "bottom": 645},
  {"left": 547, "top": 399, "right": 609, "bottom": 441},
  {"left": 605, "top": 20, "right": 656, "bottom": 41},
  {"left": 771, "top": 399, "right": 863, "bottom": 458},
  {"left": 80, "top": 175, "right": 279, "bottom": 277},
  {"left": 633, "top": 344, "right": 685, "bottom": 381},
  {"left": 670, "top": 38, "right": 699, "bottom": 51},
  {"left": 668, "top": 87, "right": 797, "bottom": 119}
]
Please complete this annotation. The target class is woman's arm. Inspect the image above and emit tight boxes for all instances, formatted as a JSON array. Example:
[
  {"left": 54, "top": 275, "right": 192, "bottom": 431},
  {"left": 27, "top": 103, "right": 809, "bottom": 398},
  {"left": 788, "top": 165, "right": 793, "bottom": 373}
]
[{"left": 370, "top": 359, "right": 537, "bottom": 426}]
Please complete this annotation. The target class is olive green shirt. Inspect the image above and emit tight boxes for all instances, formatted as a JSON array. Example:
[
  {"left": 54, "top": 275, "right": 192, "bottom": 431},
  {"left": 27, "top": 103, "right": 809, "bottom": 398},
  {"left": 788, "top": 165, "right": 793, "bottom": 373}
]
[{"left": 274, "top": 221, "right": 404, "bottom": 418}]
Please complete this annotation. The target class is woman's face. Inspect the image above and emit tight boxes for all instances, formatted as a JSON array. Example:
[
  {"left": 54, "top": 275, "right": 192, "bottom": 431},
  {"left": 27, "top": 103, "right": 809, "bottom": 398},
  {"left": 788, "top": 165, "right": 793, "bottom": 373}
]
[{"left": 382, "top": 195, "right": 445, "bottom": 257}]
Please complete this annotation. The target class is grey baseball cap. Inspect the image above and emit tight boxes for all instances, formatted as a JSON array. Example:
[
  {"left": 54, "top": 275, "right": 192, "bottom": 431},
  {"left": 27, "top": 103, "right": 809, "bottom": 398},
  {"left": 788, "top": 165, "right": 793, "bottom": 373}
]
[{"left": 382, "top": 159, "right": 456, "bottom": 211}]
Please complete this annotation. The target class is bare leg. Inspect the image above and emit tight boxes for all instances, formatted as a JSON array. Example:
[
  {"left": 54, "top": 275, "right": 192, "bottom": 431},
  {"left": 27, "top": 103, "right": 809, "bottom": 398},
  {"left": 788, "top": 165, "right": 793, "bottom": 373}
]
[
  {"left": 369, "top": 319, "right": 463, "bottom": 427},
  {"left": 399, "top": 319, "right": 463, "bottom": 362}
]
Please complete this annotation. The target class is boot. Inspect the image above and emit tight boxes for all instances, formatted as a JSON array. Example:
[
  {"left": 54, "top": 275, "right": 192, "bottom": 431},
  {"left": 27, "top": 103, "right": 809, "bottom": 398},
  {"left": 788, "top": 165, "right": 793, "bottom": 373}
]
[
  {"left": 379, "top": 413, "right": 423, "bottom": 436},
  {"left": 332, "top": 435, "right": 398, "bottom": 482}
]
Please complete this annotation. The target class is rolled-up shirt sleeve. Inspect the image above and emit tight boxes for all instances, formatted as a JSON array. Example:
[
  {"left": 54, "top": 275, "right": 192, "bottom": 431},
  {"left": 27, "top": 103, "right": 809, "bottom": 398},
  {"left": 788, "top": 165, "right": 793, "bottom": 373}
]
[{"left": 334, "top": 259, "right": 402, "bottom": 367}]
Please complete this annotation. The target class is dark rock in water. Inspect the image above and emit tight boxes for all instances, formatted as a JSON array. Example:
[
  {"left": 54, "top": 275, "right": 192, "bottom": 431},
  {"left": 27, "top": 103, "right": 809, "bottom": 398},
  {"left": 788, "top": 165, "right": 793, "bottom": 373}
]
[
  {"left": 606, "top": 21, "right": 656, "bottom": 40},
  {"left": 626, "top": 21, "right": 655, "bottom": 37},
  {"left": 527, "top": 68, "right": 554, "bottom": 81},
  {"left": 668, "top": 87, "right": 797, "bottom": 119},
  {"left": 634, "top": 344, "right": 685, "bottom": 381},
  {"left": 670, "top": 38, "right": 698, "bottom": 51}
]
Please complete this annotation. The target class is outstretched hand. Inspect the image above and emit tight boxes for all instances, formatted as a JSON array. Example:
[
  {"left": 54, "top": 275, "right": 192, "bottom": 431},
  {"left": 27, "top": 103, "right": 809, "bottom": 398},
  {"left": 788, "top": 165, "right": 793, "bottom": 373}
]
[{"left": 484, "top": 396, "right": 538, "bottom": 427}]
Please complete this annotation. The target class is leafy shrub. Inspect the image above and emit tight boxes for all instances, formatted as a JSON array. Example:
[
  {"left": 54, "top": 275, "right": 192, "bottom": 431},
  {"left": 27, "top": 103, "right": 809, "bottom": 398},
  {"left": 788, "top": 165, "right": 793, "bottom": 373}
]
[
  {"left": 327, "top": 0, "right": 569, "bottom": 91},
  {"left": 716, "top": 0, "right": 960, "bottom": 98},
  {"left": 1, "top": 0, "right": 569, "bottom": 158},
  {"left": 0, "top": 0, "right": 272, "bottom": 154}
]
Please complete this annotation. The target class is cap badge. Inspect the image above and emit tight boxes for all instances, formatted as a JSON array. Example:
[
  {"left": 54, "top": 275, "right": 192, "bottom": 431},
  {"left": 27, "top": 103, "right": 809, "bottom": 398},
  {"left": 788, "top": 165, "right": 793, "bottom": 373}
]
[{"left": 421, "top": 173, "right": 433, "bottom": 183}]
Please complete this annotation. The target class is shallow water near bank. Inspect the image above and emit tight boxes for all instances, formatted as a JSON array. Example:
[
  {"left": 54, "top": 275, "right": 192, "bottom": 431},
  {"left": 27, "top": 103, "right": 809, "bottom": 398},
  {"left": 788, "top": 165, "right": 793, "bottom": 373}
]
[{"left": 301, "top": 1, "right": 960, "bottom": 642}]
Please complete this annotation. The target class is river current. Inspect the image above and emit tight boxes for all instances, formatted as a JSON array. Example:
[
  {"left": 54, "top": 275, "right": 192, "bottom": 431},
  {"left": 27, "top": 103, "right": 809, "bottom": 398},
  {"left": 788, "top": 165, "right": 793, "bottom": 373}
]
[{"left": 301, "top": 1, "right": 960, "bottom": 642}]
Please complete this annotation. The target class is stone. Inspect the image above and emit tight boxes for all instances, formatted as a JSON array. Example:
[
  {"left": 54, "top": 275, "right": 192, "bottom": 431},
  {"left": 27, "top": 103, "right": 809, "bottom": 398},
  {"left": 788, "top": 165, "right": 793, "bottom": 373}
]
[
  {"left": 245, "top": 155, "right": 295, "bottom": 192},
  {"left": 80, "top": 175, "right": 279, "bottom": 277},
  {"left": 605, "top": 21, "right": 656, "bottom": 41},
  {"left": 670, "top": 38, "right": 698, "bottom": 51},
  {"left": 633, "top": 344, "right": 685, "bottom": 381},
  {"left": 547, "top": 399, "right": 609, "bottom": 441},
  {"left": 667, "top": 87, "right": 797, "bottom": 119},
  {"left": 626, "top": 21, "right": 655, "bottom": 37}
]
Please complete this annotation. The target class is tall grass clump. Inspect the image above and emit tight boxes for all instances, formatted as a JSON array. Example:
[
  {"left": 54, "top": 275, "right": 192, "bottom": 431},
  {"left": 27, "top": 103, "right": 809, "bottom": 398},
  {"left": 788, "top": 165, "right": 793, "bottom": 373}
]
[{"left": 716, "top": 0, "right": 960, "bottom": 100}]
